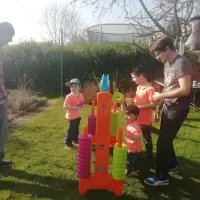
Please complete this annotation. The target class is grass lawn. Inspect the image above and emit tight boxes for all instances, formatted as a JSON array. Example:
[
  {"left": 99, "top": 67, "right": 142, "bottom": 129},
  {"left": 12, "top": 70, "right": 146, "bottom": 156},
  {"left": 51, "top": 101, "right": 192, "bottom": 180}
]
[{"left": 0, "top": 99, "right": 200, "bottom": 200}]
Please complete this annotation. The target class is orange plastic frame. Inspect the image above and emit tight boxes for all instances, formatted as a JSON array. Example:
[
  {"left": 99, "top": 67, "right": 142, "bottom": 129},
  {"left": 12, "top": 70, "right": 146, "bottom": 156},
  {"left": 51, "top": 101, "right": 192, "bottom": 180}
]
[{"left": 79, "top": 92, "right": 123, "bottom": 196}]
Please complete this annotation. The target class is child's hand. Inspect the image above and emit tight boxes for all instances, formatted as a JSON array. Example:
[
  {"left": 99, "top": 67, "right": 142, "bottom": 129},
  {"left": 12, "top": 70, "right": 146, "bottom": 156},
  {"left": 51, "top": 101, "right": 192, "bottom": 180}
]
[
  {"left": 125, "top": 132, "right": 131, "bottom": 139},
  {"left": 125, "top": 98, "right": 135, "bottom": 105},
  {"left": 76, "top": 100, "right": 85, "bottom": 107}
]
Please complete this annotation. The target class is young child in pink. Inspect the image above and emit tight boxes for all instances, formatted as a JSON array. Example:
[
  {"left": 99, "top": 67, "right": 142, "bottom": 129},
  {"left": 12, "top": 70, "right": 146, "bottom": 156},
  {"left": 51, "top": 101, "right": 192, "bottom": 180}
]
[
  {"left": 63, "top": 78, "right": 84, "bottom": 150},
  {"left": 123, "top": 104, "right": 143, "bottom": 177}
]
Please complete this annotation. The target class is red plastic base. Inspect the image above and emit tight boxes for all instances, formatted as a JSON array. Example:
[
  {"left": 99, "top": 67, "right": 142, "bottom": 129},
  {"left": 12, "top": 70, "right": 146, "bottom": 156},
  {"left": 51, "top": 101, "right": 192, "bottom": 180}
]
[{"left": 79, "top": 173, "right": 123, "bottom": 196}]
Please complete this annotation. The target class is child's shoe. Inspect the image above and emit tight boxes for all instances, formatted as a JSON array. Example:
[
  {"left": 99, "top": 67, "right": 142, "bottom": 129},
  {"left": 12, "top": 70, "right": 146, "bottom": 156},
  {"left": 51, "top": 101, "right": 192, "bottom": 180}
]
[
  {"left": 125, "top": 170, "right": 132, "bottom": 178},
  {"left": 144, "top": 176, "right": 169, "bottom": 186},
  {"left": 0, "top": 160, "right": 12, "bottom": 167},
  {"left": 169, "top": 166, "right": 178, "bottom": 173},
  {"left": 73, "top": 141, "right": 79, "bottom": 146}
]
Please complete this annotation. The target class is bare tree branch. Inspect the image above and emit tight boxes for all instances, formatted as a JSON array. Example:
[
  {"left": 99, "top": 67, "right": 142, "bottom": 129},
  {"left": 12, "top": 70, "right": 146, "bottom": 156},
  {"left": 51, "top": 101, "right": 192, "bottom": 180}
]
[
  {"left": 40, "top": 2, "right": 87, "bottom": 44},
  {"left": 138, "top": 0, "right": 168, "bottom": 35},
  {"left": 174, "top": 0, "right": 182, "bottom": 38},
  {"left": 70, "top": 0, "right": 200, "bottom": 41}
]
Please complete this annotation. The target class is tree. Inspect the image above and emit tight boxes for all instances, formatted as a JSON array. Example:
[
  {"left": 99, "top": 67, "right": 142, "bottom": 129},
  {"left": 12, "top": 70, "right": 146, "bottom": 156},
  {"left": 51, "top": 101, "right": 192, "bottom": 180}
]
[
  {"left": 70, "top": 0, "right": 200, "bottom": 42},
  {"left": 41, "top": 2, "right": 87, "bottom": 44}
]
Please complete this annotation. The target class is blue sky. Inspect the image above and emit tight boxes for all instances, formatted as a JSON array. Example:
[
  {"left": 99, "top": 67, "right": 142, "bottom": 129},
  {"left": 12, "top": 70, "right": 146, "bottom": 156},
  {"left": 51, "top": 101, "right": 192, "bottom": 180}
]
[{"left": 0, "top": 0, "right": 153, "bottom": 43}]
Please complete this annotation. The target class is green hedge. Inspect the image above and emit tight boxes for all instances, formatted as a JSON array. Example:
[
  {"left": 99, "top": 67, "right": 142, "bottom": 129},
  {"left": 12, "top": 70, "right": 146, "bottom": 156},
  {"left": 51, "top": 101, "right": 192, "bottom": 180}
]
[{"left": 0, "top": 42, "right": 172, "bottom": 95}]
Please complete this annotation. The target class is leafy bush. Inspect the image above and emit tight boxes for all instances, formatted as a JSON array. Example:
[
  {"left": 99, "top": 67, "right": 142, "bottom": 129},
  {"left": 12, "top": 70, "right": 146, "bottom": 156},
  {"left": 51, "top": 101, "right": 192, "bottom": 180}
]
[
  {"left": 1, "top": 42, "right": 199, "bottom": 96},
  {"left": 7, "top": 89, "right": 38, "bottom": 114},
  {"left": 6, "top": 74, "right": 39, "bottom": 115}
]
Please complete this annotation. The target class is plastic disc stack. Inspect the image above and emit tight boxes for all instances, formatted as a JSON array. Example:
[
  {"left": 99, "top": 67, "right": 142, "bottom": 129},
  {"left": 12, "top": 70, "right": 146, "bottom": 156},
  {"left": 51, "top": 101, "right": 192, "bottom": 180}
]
[
  {"left": 111, "top": 128, "right": 127, "bottom": 180},
  {"left": 77, "top": 127, "right": 92, "bottom": 179},
  {"left": 112, "top": 92, "right": 124, "bottom": 103}
]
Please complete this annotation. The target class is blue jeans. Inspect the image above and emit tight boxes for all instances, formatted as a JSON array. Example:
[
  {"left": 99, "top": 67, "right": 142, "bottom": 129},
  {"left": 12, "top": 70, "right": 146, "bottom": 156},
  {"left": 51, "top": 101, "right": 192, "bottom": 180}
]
[{"left": 0, "top": 104, "right": 8, "bottom": 160}]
